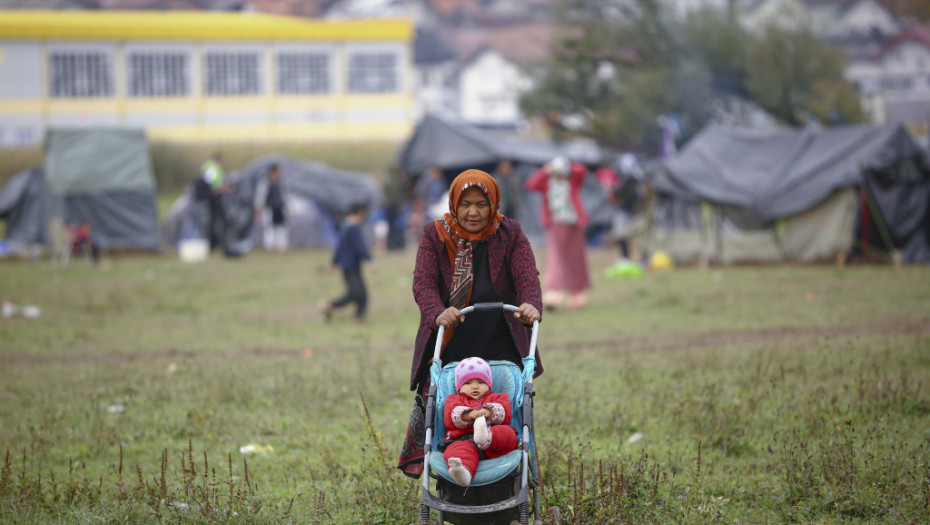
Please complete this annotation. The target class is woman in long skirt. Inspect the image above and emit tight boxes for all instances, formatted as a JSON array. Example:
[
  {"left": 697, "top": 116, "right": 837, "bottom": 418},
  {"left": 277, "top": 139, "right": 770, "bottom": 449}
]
[{"left": 526, "top": 156, "right": 591, "bottom": 310}]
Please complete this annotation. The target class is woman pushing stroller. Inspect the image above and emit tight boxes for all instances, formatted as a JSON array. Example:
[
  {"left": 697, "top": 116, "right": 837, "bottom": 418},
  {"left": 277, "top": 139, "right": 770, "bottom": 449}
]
[{"left": 398, "top": 168, "right": 544, "bottom": 477}]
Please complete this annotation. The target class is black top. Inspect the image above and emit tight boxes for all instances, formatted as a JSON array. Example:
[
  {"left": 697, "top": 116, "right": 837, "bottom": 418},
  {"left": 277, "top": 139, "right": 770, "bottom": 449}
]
[
  {"left": 266, "top": 180, "right": 284, "bottom": 211},
  {"left": 441, "top": 241, "right": 522, "bottom": 367}
]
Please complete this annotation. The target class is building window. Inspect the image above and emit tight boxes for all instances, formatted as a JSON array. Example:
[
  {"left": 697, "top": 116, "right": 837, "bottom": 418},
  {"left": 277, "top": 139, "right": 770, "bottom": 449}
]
[
  {"left": 347, "top": 52, "right": 398, "bottom": 93},
  {"left": 882, "top": 76, "right": 914, "bottom": 91},
  {"left": 205, "top": 52, "right": 261, "bottom": 96},
  {"left": 128, "top": 52, "right": 189, "bottom": 97},
  {"left": 49, "top": 52, "right": 113, "bottom": 98},
  {"left": 277, "top": 52, "right": 330, "bottom": 94}
]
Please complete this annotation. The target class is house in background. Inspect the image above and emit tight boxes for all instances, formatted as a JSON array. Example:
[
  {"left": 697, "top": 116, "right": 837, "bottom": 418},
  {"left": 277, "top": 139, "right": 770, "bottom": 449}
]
[
  {"left": 374, "top": 0, "right": 554, "bottom": 130},
  {"left": 740, "top": 0, "right": 812, "bottom": 32},
  {"left": 809, "top": 0, "right": 929, "bottom": 141},
  {"left": 848, "top": 23, "right": 930, "bottom": 129},
  {"left": 444, "top": 23, "right": 552, "bottom": 129}
]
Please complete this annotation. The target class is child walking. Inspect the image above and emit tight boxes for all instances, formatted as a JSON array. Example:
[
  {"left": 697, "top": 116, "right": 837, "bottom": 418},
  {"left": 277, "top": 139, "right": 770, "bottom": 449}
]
[
  {"left": 324, "top": 203, "right": 372, "bottom": 323},
  {"left": 442, "top": 357, "right": 518, "bottom": 487}
]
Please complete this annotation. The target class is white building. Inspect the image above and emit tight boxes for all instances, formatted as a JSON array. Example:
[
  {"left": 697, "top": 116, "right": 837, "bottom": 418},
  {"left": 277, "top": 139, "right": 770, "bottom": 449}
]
[{"left": 848, "top": 25, "right": 930, "bottom": 137}]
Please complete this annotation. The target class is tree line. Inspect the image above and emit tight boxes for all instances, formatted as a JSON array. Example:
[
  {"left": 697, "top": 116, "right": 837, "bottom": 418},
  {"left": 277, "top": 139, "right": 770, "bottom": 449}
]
[{"left": 520, "top": 0, "right": 865, "bottom": 152}]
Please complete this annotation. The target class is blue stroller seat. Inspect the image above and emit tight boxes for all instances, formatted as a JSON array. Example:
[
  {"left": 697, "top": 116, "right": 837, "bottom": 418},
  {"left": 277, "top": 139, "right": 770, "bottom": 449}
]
[
  {"left": 427, "top": 359, "right": 533, "bottom": 486},
  {"left": 418, "top": 303, "right": 540, "bottom": 525}
]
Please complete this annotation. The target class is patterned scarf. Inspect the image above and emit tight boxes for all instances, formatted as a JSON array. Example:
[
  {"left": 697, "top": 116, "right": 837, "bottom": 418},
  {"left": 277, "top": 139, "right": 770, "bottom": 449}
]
[{"left": 433, "top": 169, "right": 505, "bottom": 348}]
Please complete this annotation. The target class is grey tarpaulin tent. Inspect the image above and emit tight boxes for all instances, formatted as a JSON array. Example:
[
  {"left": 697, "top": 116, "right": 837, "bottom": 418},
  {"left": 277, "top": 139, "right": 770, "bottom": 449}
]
[
  {"left": 395, "top": 114, "right": 613, "bottom": 242},
  {"left": 396, "top": 114, "right": 603, "bottom": 178},
  {"left": 1, "top": 128, "right": 159, "bottom": 254},
  {"left": 161, "top": 155, "right": 382, "bottom": 251},
  {"left": 643, "top": 123, "right": 930, "bottom": 264},
  {"left": 0, "top": 167, "right": 49, "bottom": 250},
  {"left": 44, "top": 127, "right": 160, "bottom": 250}
]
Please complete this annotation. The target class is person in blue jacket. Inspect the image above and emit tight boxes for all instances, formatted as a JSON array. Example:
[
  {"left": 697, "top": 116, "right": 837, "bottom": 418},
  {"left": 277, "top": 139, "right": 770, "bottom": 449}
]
[{"left": 323, "top": 202, "right": 374, "bottom": 324}]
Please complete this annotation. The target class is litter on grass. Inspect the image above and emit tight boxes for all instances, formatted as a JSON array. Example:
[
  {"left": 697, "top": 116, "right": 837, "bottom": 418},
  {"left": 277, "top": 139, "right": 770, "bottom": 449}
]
[{"left": 239, "top": 443, "right": 274, "bottom": 455}]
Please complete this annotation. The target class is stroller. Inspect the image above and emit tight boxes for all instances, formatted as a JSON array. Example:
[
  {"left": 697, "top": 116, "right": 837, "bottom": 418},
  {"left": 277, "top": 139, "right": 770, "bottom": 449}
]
[{"left": 418, "top": 303, "right": 541, "bottom": 525}]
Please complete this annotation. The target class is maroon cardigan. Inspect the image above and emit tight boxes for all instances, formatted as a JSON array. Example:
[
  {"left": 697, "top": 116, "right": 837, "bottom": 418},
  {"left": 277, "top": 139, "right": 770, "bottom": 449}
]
[{"left": 410, "top": 218, "right": 544, "bottom": 390}]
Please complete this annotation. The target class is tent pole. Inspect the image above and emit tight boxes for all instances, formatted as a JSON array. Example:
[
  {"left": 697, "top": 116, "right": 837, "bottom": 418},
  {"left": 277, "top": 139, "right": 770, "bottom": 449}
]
[
  {"left": 861, "top": 183, "right": 898, "bottom": 267},
  {"left": 859, "top": 186, "right": 869, "bottom": 257}
]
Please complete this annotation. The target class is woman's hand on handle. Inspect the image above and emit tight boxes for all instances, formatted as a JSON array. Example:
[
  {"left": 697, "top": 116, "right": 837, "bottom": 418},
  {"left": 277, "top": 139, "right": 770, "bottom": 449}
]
[
  {"left": 513, "top": 303, "right": 540, "bottom": 325},
  {"left": 435, "top": 307, "right": 465, "bottom": 328}
]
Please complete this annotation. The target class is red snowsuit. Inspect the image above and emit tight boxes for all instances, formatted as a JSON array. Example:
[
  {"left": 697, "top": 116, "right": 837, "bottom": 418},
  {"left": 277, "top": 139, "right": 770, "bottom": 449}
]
[{"left": 442, "top": 391, "right": 518, "bottom": 476}]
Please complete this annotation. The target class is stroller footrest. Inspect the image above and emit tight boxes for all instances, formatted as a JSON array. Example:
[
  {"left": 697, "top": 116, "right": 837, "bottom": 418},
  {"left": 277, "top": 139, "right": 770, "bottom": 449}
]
[{"left": 428, "top": 449, "right": 522, "bottom": 486}]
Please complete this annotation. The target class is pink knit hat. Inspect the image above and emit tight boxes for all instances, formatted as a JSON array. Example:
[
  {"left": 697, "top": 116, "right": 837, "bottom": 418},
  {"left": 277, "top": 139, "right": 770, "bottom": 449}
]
[{"left": 454, "top": 357, "right": 493, "bottom": 392}]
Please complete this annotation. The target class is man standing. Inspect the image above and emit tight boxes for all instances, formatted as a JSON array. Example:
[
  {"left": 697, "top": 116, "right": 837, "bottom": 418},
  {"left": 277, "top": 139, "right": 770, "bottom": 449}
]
[
  {"left": 254, "top": 163, "right": 288, "bottom": 253},
  {"left": 493, "top": 159, "right": 521, "bottom": 219},
  {"left": 202, "top": 152, "right": 229, "bottom": 251}
]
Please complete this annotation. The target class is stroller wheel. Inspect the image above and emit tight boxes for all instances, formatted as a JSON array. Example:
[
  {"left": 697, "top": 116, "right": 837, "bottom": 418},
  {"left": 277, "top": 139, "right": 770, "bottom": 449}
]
[{"left": 418, "top": 503, "right": 430, "bottom": 525}]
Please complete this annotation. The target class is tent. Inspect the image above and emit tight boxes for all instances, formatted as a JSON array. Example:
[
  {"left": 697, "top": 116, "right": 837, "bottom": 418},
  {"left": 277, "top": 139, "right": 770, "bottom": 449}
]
[
  {"left": 396, "top": 114, "right": 604, "bottom": 179},
  {"left": 0, "top": 167, "right": 50, "bottom": 251},
  {"left": 0, "top": 127, "right": 159, "bottom": 254},
  {"left": 642, "top": 123, "right": 930, "bottom": 264},
  {"left": 45, "top": 127, "right": 160, "bottom": 250},
  {"left": 161, "top": 155, "right": 382, "bottom": 251},
  {"left": 395, "top": 115, "right": 614, "bottom": 242}
]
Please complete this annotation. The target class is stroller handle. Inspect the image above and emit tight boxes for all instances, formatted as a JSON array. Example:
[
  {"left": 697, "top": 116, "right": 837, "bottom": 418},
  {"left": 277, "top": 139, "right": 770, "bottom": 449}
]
[
  {"left": 432, "top": 303, "right": 539, "bottom": 363},
  {"left": 462, "top": 302, "right": 517, "bottom": 314}
]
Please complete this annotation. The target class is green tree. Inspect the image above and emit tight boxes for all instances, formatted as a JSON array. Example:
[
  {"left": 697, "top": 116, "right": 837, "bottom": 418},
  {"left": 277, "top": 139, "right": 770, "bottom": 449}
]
[
  {"left": 521, "top": 0, "right": 696, "bottom": 149},
  {"left": 745, "top": 25, "right": 863, "bottom": 126},
  {"left": 892, "top": 0, "right": 930, "bottom": 21},
  {"left": 521, "top": 0, "right": 864, "bottom": 152}
]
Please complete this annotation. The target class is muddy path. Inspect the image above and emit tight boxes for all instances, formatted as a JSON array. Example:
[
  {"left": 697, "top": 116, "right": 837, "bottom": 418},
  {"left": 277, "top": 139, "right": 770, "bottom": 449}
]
[{"left": 4, "top": 318, "right": 928, "bottom": 367}]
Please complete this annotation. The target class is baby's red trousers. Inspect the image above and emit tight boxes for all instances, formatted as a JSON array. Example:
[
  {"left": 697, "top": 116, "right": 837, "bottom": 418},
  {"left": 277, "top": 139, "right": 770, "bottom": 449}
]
[{"left": 444, "top": 425, "right": 518, "bottom": 475}]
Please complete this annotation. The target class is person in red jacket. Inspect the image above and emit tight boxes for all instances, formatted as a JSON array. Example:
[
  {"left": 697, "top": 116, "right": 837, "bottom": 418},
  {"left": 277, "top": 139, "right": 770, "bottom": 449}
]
[
  {"left": 68, "top": 221, "right": 100, "bottom": 264},
  {"left": 442, "top": 357, "right": 517, "bottom": 487},
  {"left": 525, "top": 156, "right": 591, "bottom": 310}
]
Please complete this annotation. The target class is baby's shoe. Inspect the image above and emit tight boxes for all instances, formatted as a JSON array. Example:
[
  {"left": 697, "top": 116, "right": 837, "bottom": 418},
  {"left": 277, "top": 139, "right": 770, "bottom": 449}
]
[
  {"left": 447, "top": 457, "right": 472, "bottom": 487},
  {"left": 473, "top": 415, "right": 491, "bottom": 450}
]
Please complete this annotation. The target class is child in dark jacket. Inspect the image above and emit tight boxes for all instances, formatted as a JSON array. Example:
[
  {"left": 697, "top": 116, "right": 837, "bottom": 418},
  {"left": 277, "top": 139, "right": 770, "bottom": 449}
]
[
  {"left": 442, "top": 357, "right": 518, "bottom": 487},
  {"left": 324, "top": 203, "right": 373, "bottom": 323}
]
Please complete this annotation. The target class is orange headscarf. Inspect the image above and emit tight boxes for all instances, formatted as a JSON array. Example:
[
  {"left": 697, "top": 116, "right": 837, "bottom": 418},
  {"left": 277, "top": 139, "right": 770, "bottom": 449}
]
[
  {"left": 434, "top": 169, "right": 505, "bottom": 264},
  {"left": 433, "top": 169, "right": 506, "bottom": 349}
]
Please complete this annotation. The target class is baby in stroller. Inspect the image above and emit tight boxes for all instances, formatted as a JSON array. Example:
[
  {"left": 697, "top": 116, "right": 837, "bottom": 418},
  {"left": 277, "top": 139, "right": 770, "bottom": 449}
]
[{"left": 443, "top": 357, "right": 518, "bottom": 487}]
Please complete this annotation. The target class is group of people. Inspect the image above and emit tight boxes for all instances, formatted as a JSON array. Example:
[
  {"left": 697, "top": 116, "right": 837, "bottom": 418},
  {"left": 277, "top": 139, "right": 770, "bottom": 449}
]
[
  {"left": 189, "top": 153, "right": 289, "bottom": 257},
  {"left": 324, "top": 154, "right": 596, "bottom": 328}
]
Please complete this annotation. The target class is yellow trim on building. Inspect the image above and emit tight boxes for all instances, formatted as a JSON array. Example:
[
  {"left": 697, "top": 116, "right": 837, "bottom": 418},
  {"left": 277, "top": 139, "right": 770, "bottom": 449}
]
[
  {"left": 0, "top": 10, "right": 413, "bottom": 42},
  {"left": 147, "top": 120, "right": 413, "bottom": 142},
  {"left": 47, "top": 100, "right": 121, "bottom": 112},
  {"left": 121, "top": 99, "right": 200, "bottom": 112},
  {"left": 0, "top": 100, "right": 44, "bottom": 113},
  {"left": 340, "top": 94, "right": 414, "bottom": 109}
]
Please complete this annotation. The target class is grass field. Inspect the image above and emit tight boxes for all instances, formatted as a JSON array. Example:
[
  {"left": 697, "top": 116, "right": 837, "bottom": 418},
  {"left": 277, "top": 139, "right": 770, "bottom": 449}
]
[{"left": 1, "top": 246, "right": 929, "bottom": 524}]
